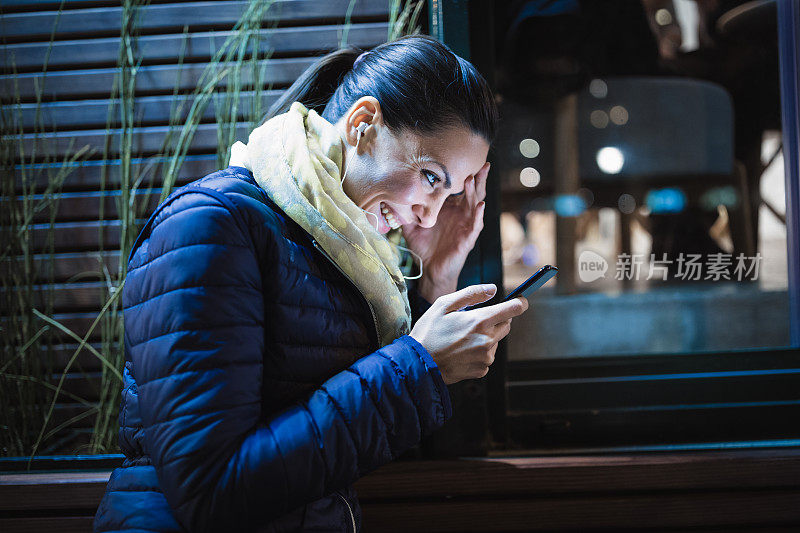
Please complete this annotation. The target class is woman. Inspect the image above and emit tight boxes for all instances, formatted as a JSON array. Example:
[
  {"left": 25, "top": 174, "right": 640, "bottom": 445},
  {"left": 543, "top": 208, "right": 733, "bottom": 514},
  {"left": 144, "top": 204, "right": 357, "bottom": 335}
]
[{"left": 94, "top": 34, "right": 527, "bottom": 533}]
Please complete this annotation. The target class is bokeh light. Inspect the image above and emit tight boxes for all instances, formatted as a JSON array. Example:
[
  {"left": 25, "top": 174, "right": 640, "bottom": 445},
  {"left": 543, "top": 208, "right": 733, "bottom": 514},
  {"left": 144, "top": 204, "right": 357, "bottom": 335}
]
[
  {"left": 609, "top": 105, "right": 629, "bottom": 125},
  {"left": 590, "top": 110, "right": 609, "bottom": 128},
  {"left": 555, "top": 194, "right": 587, "bottom": 217},
  {"left": 655, "top": 8, "right": 673, "bottom": 26},
  {"left": 589, "top": 78, "right": 608, "bottom": 98},
  {"left": 596, "top": 146, "right": 624, "bottom": 174},
  {"left": 700, "top": 186, "right": 740, "bottom": 210},
  {"left": 519, "top": 138, "right": 540, "bottom": 158},
  {"left": 520, "top": 167, "right": 541, "bottom": 188},
  {"left": 577, "top": 187, "right": 594, "bottom": 208},
  {"left": 521, "top": 244, "right": 539, "bottom": 266},
  {"left": 618, "top": 193, "right": 636, "bottom": 214},
  {"left": 645, "top": 187, "right": 687, "bottom": 213}
]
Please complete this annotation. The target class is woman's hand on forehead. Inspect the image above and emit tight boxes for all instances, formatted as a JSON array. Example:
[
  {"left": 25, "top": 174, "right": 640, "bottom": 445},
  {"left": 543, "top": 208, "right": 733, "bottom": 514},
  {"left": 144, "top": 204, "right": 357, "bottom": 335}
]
[{"left": 402, "top": 161, "right": 491, "bottom": 302}]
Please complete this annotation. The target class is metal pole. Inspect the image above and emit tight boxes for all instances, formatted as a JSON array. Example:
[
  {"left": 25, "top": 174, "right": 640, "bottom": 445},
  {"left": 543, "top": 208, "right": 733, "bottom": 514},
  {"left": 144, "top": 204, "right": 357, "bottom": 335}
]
[{"left": 777, "top": 0, "right": 800, "bottom": 346}]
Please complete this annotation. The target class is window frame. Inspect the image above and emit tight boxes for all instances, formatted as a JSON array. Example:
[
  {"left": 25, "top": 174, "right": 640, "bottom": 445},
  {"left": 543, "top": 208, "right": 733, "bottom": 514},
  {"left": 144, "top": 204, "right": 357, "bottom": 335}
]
[{"left": 430, "top": 0, "right": 800, "bottom": 452}]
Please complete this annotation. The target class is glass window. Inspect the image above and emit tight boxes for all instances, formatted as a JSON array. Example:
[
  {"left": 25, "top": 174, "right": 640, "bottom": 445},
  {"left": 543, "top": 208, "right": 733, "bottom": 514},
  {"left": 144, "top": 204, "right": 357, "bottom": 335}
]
[{"left": 493, "top": 0, "right": 793, "bottom": 361}]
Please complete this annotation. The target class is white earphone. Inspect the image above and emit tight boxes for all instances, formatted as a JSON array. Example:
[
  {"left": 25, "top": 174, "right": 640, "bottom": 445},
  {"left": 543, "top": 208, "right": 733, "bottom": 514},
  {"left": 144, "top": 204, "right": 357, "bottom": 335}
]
[
  {"left": 341, "top": 121, "right": 424, "bottom": 280},
  {"left": 340, "top": 121, "right": 368, "bottom": 188}
]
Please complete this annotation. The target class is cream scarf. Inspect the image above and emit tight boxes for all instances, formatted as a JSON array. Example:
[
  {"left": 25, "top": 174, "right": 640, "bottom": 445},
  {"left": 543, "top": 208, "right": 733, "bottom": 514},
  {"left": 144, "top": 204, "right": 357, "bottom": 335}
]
[{"left": 229, "top": 101, "right": 411, "bottom": 347}]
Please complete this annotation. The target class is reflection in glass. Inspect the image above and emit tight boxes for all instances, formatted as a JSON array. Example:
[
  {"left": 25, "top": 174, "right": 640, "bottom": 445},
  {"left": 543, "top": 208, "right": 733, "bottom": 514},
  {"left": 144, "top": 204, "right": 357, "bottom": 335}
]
[
  {"left": 494, "top": 0, "right": 789, "bottom": 359},
  {"left": 609, "top": 105, "right": 629, "bottom": 125},
  {"left": 519, "top": 167, "right": 541, "bottom": 187},
  {"left": 597, "top": 146, "right": 625, "bottom": 174},
  {"left": 519, "top": 138, "right": 541, "bottom": 158},
  {"left": 590, "top": 109, "right": 609, "bottom": 128}
]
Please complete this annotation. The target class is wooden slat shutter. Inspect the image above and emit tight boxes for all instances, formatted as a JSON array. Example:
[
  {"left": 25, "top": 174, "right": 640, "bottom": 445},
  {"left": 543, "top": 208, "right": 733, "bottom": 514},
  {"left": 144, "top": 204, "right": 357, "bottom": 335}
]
[{"left": 1, "top": 0, "right": 395, "bottom": 453}]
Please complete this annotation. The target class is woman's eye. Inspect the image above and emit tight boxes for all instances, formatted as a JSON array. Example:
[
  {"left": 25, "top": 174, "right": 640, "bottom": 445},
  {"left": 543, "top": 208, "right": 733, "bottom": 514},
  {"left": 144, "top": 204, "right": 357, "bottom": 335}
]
[{"left": 422, "top": 170, "right": 441, "bottom": 187}]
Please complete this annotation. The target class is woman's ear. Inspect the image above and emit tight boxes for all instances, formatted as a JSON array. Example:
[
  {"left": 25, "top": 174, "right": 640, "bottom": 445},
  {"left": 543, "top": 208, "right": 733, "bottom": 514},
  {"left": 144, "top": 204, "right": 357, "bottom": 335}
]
[{"left": 348, "top": 97, "right": 381, "bottom": 138}]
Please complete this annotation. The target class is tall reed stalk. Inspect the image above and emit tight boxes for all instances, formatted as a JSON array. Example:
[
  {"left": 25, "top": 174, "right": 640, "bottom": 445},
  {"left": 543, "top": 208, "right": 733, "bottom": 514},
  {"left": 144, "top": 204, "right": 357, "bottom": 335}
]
[
  {"left": 214, "top": 2, "right": 277, "bottom": 168},
  {"left": 160, "top": 0, "right": 276, "bottom": 201},
  {"left": 88, "top": 0, "right": 150, "bottom": 454},
  {"left": 389, "top": 0, "right": 425, "bottom": 41}
]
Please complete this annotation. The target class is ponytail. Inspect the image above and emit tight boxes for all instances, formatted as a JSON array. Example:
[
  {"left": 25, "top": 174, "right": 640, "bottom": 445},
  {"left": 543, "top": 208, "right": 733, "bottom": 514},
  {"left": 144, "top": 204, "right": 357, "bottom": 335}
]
[{"left": 260, "top": 46, "right": 364, "bottom": 125}]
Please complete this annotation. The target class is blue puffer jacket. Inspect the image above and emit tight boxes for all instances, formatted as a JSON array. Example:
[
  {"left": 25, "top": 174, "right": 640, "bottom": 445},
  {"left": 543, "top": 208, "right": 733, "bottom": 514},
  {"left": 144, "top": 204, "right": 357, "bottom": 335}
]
[{"left": 94, "top": 166, "right": 452, "bottom": 532}]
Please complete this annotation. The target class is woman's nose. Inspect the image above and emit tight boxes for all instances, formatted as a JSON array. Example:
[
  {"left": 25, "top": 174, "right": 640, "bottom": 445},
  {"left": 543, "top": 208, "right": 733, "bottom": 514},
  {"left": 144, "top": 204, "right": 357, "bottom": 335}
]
[{"left": 412, "top": 202, "right": 439, "bottom": 228}]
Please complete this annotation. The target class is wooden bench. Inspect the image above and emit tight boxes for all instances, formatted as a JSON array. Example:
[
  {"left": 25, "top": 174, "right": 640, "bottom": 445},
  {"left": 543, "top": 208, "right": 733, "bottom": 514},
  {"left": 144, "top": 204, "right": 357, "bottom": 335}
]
[{"left": 3, "top": 449, "right": 800, "bottom": 532}]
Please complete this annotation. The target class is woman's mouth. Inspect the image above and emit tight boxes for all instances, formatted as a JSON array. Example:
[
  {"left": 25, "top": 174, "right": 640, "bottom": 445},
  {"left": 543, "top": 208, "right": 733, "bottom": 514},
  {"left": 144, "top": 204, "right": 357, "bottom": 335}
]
[{"left": 379, "top": 201, "right": 402, "bottom": 231}]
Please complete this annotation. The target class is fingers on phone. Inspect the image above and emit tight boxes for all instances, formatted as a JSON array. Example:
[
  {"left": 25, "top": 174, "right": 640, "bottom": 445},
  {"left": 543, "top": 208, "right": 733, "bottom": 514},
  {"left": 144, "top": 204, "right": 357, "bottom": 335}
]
[
  {"left": 488, "top": 297, "right": 528, "bottom": 324},
  {"left": 442, "top": 283, "right": 496, "bottom": 313},
  {"left": 473, "top": 301, "right": 525, "bottom": 333}
]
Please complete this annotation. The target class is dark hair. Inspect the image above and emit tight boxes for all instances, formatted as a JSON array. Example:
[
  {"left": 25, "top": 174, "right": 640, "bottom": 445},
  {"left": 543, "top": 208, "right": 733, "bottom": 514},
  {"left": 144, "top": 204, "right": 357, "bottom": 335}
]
[{"left": 260, "top": 34, "right": 499, "bottom": 145}]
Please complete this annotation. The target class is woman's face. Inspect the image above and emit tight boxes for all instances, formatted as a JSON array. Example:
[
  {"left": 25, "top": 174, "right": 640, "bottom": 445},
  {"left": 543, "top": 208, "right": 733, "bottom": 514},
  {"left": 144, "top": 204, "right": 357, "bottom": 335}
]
[{"left": 336, "top": 97, "right": 490, "bottom": 234}]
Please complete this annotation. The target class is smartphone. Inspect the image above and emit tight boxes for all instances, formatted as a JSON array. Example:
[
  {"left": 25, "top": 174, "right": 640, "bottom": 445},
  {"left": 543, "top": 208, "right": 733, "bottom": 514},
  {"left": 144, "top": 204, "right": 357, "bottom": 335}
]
[
  {"left": 466, "top": 265, "right": 557, "bottom": 310},
  {"left": 504, "top": 264, "right": 558, "bottom": 301}
]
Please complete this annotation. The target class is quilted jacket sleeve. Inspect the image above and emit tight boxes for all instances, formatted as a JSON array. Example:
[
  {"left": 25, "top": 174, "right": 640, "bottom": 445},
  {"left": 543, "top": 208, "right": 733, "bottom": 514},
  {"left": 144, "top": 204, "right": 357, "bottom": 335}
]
[{"left": 124, "top": 187, "right": 452, "bottom": 533}]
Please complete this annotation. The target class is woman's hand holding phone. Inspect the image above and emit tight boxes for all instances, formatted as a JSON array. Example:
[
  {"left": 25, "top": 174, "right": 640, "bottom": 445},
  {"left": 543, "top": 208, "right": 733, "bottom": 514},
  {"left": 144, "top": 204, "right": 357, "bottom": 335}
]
[{"left": 410, "top": 284, "right": 528, "bottom": 384}]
